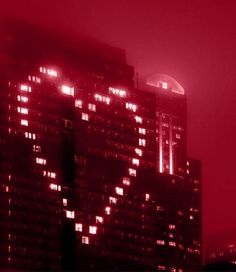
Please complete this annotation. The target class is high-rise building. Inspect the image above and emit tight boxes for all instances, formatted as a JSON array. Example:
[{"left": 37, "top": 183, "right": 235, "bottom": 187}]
[{"left": 0, "top": 21, "right": 201, "bottom": 271}]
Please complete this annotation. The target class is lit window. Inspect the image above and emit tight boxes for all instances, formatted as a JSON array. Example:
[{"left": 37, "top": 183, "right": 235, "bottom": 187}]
[
  {"left": 89, "top": 226, "right": 97, "bottom": 235},
  {"left": 176, "top": 134, "right": 181, "bottom": 139},
  {"left": 66, "top": 210, "right": 75, "bottom": 219},
  {"left": 75, "top": 223, "right": 83, "bottom": 232},
  {"left": 122, "top": 177, "right": 130, "bottom": 186},
  {"left": 139, "top": 138, "right": 146, "bottom": 147},
  {"left": 168, "top": 224, "right": 176, "bottom": 230},
  {"left": 187, "top": 169, "right": 189, "bottom": 174},
  {"left": 82, "top": 113, "right": 89, "bottom": 121},
  {"left": 39, "top": 67, "right": 58, "bottom": 77},
  {"left": 49, "top": 172, "right": 56, "bottom": 179},
  {"left": 33, "top": 145, "right": 41, "bottom": 152},
  {"left": 88, "top": 103, "right": 96, "bottom": 112},
  {"left": 109, "top": 87, "right": 126, "bottom": 97},
  {"left": 28, "top": 75, "right": 41, "bottom": 83},
  {"left": 94, "top": 94, "right": 110, "bottom": 105},
  {"left": 4, "top": 185, "right": 10, "bottom": 193},
  {"left": 132, "top": 158, "right": 139, "bottom": 166},
  {"left": 138, "top": 128, "right": 146, "bottom": 135},
  {"left": 169, "top": 233, "right": 174, "bottom": 238},
  {"left": 61, "top": 85, "right": 74, "bottom": 96},
  {"left": 49, "top": 183, "right": 61, "bottom": 191},
  {"left": 45, "top": 171, "right": 56, "bottom": 178},
  {"left": 105, "top": 206, "right": 111, "bottom": 215},
  {"left": 63, "top": 198, "right": 67, "bottom": 206},
  {"left": 169, "top": 241, "right": 176, "bottom": 247},
  {"left": 17, "top": 95, "right": 28, "bottom": 103},
  {"left": 145, "top": 193, "right": 150, "bottom": 201},
  {"left": 134, "top": 115, "right": 142, "bottom": 124},
  {"left": 75, "top": 100, "right": 83, "bottom": 108},
  {"left": 17, "top": 107, "right": 28, "bottom": 114},
  {"left": 36, "top": 157, "right": 46, "bottom": 165},
  {"left": 162, "top": 82, "right": 168, "bottom": 89},
  {"left": 170, "top": 268, "right": 176, "bottom": 272},
  {"left": 25, "top": 132, "right": 36, "bottom": 139},
  {"left": 128, "top": 168, "right": 136, "bottom": 177},
  {"left": 96, "top": 216, "right": 103, "bottom": 224},
  {"left": 115, "top": 187, "right": 123, "bottom": 196},
  {"left": 156, "top": 240, "right": 165, "bottom": 245},
  {"left": 135, "top": 148, "right": 143, "bottom": 157},
  {"left": 21, "top": 119, "right": 28, "bottom": 126},
  {"left": 109, "top": 196, "right": 117, "bottom": 204},
  {"left": 47, "top": 69, "right": 58, "bottom": 77},
  {"left": 20, "top": 84, "right": 31, "bottom": 92},
  {"left": 82, "top": 236, "right": 89, "bottom": 244},
  {"left": 189, "top": 215, "right": 194, "bottom": 220},
  {"left": 125, "top": 102, "right": 137, "bottom": 112}
]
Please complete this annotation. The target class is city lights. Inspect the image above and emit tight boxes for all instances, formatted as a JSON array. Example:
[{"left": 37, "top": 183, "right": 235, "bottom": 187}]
[{"left": 1, "top": 24, "right": 200, "bottom": 271}]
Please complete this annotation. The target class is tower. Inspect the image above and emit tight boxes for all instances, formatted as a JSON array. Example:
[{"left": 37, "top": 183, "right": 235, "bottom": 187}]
[{"left": 0, "top": 21, "right": 201, "bottom": 271}]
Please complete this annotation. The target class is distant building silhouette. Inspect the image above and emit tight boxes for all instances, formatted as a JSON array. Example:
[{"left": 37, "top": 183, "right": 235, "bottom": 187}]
[{"left": 0, "top": 20, "right": 201, "bottom": 271}]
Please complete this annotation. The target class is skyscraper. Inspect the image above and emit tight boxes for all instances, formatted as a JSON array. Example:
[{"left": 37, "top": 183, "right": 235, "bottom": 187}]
[{"left": 0, "top": 21, "right": 201, "bottom": 271}]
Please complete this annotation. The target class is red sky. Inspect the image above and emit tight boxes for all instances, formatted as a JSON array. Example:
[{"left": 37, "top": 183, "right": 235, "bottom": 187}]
[{"left": 1, "top": 0, "right": 236, "bottom": 254}]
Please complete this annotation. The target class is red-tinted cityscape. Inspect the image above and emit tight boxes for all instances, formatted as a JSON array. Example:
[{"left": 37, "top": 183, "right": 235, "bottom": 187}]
[
  {"left": 0, "top": 21, "right": 202, "bottom": 271},
  {"left": 1, "top": 1, "right": 236, "bottom": 271}
]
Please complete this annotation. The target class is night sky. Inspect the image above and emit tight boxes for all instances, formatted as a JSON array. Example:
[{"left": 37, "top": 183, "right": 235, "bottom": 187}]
[{"left": 1, "top": 0, "right": 236, "bottom": 255}]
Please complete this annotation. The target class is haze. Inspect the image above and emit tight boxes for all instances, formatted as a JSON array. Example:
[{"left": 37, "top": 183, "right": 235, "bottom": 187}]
[{"left": 1, "top": 0, "right": 236, "bottom": 256}]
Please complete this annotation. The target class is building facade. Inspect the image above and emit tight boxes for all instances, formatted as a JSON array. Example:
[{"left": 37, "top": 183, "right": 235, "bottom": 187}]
[{"left": 0, "top": 22, "right": 201, "bottom": 271}]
